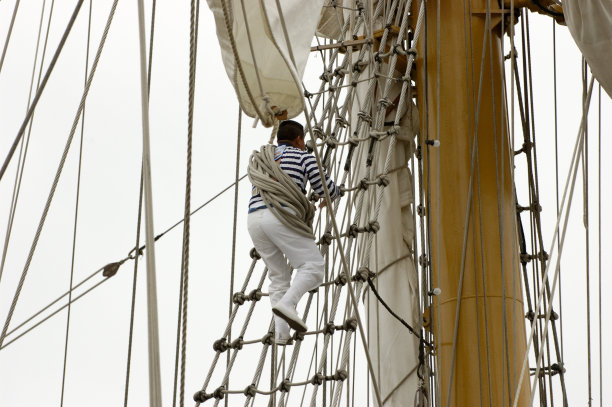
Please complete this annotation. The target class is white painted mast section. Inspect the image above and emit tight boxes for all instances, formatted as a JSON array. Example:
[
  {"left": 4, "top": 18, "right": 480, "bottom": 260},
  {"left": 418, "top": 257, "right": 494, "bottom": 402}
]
[{"left": 136, "top": 0, "right": 163, "bottom": 406}]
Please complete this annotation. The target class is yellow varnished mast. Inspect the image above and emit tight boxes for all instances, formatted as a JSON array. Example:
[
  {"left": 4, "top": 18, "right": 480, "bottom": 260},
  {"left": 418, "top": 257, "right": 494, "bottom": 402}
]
[{"left": 412, "top": 1, "right": 562, "bottom": 405}]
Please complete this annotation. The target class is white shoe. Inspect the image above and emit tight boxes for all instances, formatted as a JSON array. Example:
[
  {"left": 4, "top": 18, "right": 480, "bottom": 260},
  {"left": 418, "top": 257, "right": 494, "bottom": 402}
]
[
  {"left": 272, "top": 303, "right": 307, "bottom": 333},
  {"left": 275, "top": 333, "right": 293, "bottom": 346}
]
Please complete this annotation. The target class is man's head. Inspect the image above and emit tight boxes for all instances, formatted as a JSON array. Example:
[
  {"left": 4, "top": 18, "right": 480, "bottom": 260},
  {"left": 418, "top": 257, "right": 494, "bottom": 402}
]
[{"left": 277, "top": 120, "right": 305, "bottom": 150}]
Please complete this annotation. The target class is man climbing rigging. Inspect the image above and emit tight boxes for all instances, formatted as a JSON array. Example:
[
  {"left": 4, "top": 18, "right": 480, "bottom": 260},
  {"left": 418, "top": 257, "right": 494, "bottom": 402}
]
[{"left": 247, "top": 120, "right": 340, "bottom": 345}]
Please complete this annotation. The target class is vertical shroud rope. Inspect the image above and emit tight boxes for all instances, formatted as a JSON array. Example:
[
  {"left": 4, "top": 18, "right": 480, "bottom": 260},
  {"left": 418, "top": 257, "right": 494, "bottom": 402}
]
[
  {"left": 136, "top": 0, "right": 163, "bottom": 405},
  {"left": 61, "top": 1, "right": 94, "bottom": 406}
]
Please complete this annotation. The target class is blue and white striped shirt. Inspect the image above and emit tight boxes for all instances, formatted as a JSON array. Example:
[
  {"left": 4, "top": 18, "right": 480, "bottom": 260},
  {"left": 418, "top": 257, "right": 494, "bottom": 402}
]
[{"left": 248, "top": 143, "right": 340, "bottom": 213}]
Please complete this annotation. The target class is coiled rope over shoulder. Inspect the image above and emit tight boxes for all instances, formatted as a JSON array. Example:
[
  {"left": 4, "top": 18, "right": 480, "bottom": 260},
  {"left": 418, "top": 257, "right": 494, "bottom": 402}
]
[{"left": 247, "top": 145, "right": 315, "bottom": 239}]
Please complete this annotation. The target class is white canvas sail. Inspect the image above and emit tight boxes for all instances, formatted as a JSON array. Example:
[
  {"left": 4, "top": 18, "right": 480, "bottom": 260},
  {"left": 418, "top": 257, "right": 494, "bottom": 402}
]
[
  {"left": 564, "top": 0, "right": 612, "bottom": 98},
  {"left": 206, "top": 0, "right": 325, "bottom": 126}
]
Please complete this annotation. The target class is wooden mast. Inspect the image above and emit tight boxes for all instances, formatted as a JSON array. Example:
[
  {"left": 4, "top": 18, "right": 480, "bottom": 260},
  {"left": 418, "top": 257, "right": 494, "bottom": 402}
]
[{"left": 413, "top": 1, "right": 537, "bottom": 405}]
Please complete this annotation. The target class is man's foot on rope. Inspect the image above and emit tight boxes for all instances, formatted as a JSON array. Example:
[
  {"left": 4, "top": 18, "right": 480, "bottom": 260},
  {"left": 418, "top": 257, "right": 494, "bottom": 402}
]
[
  {"left": 275, "top": 333, "right": 293, "bottom": 346},
  {"left": 272, "top": 303, "right": 307, "bottom": 333}
]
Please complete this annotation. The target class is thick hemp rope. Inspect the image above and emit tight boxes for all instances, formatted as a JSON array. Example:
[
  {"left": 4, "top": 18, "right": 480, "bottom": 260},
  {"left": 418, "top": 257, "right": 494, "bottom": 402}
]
[{"left": 247, "top": 144, "right": 315, "bottom": 239}]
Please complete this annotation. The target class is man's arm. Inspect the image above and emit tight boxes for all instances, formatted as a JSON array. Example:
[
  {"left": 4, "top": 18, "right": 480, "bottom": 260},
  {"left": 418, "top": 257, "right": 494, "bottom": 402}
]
[{"left": 302, "top": 154, "right": 340, "bottom": 202}]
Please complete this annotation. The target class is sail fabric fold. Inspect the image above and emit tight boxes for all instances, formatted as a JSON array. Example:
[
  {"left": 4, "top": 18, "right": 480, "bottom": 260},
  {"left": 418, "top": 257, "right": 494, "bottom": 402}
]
[
  {"left": 206, "top": 0, "right": 325, "bottom": 127},
  {"left": 563, "top": 0, "right": 612, "bottom": 98}
]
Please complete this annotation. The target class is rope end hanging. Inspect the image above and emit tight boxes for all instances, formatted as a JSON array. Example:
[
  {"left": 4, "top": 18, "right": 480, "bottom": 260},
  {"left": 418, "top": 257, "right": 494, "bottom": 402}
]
[{"left": 268, "top": 119, "right": 279, "bottom": 144}]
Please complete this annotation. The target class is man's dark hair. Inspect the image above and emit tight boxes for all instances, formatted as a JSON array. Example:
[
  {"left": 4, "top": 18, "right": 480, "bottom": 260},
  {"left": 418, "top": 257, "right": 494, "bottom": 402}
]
[{"left": 277, "top": 120, "right": 304, "bottom": 142}]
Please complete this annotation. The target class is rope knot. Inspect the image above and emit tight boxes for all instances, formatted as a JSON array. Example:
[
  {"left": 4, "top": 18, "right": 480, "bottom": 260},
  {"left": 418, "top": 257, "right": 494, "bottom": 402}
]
[
  {"left": 326, "top": 136, "right": 338, "bottom": 149},
  {"left": 378, "top": 175, "right": 390, "bottom": 187},
  {"left": 213, "top": 338, "right": 228, "bottom": 353},
  {"left": 318, "top": 232, "right": 334, "bottom": 246},
  {"left": 353, "top": 266, "right": 372, "bottom": 282},
  {"left": 357, "top": 111, "right": 372, "bottom": 123},
  {"left": 262, "top": 332, "right": 274, "bottom": 345},
  {"left": 368, "top": 220, "right": 380, "bottom": 233},
  {"left": 311, "top": 373, "right": 325, "bottom": 385},
  {"left": 342, "top": 318, "right": 358, "bottom": 332},
  {"left": 247, "top": 289, "right": 263, "bottom": 302},
  {"left": 333, "top": 369, "right": 348, "bottom": 382},
  {"left": 348, "top": 223, "right": 360, "bottom": 238},
  {"left": 319, "top": 70, "right": 333, "bottom": 82},
  {"left": 212, "top": 386, "right": 225, "bottom": 400},
  {"left": 312, "top": 126, "right": 324, "bottom": 139},
  {"left": 360, "top": 178, "right": 370, "bottom": 190},
  {"left": 250, "top": 248, "right": 261, "bottom": 259},
  {"left": 280, "top": 379, "right": 291, "bottom": 393},
  {"left": 233, "top": 292, "right": 247, "bottom": 305},
  {"left": 243, "top": 384, "right": 257, "bottom": 397},
  {"left": 334, "top": 273, "right": 348, "bottom": 286},
  {"left": 378, "top": 97, "right": 393, "bottom": 108},
  {"left": 193, "top": 390, "right": 213, "bottom": 402},
  {"left": 230, "top": 337, "right": 244, "bottom": 350},
  {"left": 335, "top": 116, "right": 348, "bottom": 128},
  {"left": 324, "top": 321, "right": 336, "bottom": 335}
]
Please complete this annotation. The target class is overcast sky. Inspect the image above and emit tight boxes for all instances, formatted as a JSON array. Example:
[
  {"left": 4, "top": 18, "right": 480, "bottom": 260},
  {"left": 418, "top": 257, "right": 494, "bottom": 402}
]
[{"left": 0, "top": 1, "right": 609, "bottom": 406}]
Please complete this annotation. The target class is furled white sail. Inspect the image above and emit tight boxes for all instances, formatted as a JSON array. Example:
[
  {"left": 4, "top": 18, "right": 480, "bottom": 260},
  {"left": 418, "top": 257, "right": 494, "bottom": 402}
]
[
  {"left": 206, "top": 0, "right": 325, "bottom": 126},
  {"left": 563, "top": 0, "right": 612, "bottom": 98},
  {"left": 352, "top": 58, "right": 422, "bottom": 405}
]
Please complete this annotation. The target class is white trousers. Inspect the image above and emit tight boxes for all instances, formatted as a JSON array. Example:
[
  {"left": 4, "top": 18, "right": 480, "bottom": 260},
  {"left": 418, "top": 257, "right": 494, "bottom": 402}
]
[{"left": 247, "top": 208, "right": 324, "bottom": 337}]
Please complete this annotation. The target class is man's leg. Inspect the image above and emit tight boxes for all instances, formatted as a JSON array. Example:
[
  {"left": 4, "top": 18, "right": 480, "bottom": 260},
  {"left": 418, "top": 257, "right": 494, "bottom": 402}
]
[
  {"left": 261, "top": 210, "right": 324, "bottom": 309},
  {"left": 247, "top": 210, "right": 291, "bottom": 340}
]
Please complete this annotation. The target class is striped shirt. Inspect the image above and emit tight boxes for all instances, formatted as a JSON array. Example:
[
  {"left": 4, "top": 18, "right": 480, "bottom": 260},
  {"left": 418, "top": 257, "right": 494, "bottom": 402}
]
[{"left": 248, "top": 143, "right": 340, "bottom": 213}]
